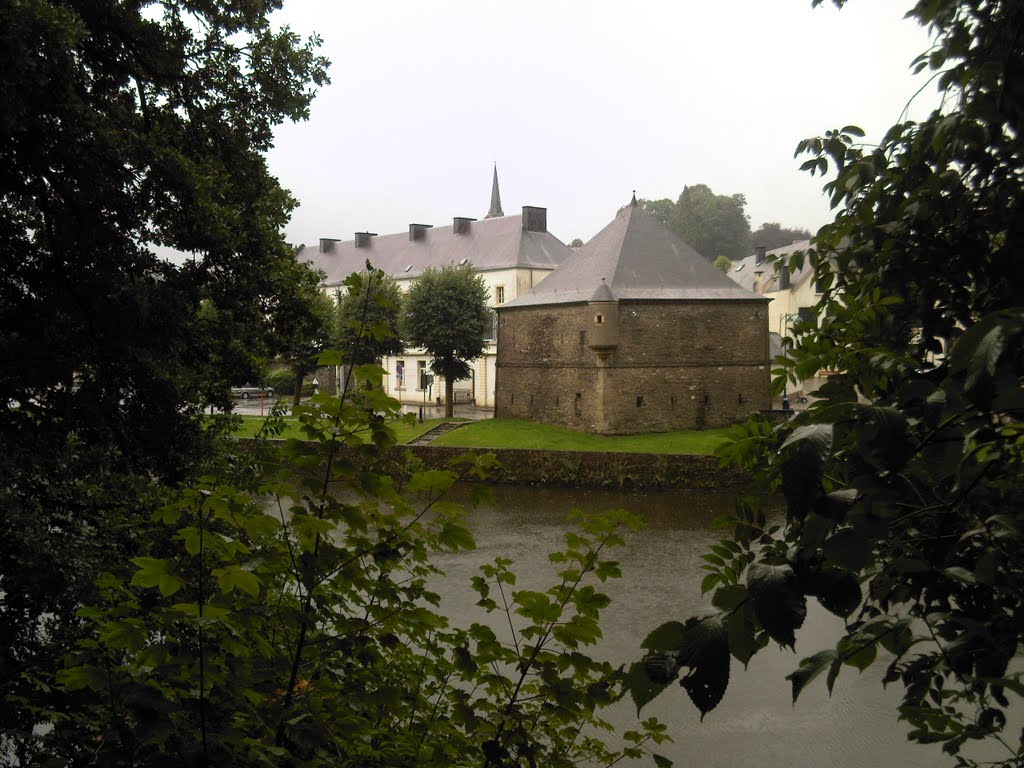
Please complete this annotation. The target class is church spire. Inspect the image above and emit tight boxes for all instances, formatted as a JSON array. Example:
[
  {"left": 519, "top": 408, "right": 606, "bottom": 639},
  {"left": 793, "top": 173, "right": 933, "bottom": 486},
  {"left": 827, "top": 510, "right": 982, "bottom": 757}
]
[{"left": 485, "top": 164, "right": 504, "bottom": 218}]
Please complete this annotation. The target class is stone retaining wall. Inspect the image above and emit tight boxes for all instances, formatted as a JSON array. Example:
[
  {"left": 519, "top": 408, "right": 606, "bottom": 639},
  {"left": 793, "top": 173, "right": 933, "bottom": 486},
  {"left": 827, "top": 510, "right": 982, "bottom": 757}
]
[
  {"left": 236, "top": 441, "right": 743, "bottom": 491},
  {"left": 399, "top": 446, "right": 738, "bottom": 491}
]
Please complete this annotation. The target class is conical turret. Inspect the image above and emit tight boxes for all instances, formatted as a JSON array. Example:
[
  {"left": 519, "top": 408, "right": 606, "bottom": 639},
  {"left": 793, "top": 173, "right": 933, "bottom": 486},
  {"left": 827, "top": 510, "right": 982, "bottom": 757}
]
[{"left": 485, "top": 164, "right": 504, "bottom": 219}]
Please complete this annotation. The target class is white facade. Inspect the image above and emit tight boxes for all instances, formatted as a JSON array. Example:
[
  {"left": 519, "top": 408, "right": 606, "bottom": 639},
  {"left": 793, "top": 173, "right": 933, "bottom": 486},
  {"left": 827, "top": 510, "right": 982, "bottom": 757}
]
[
  {"left": 378, "top": 265, "right": 554, "bottom": 408},
  {"left": 299, "top": 205, "right": 572, "bottom": 410}
]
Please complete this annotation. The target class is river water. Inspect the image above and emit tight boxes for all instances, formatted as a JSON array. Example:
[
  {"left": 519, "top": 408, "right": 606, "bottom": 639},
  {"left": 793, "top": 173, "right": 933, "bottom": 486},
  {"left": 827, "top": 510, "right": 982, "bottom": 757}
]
[{"left": 429, "top": 484, "right": 950, "bottom": 768}]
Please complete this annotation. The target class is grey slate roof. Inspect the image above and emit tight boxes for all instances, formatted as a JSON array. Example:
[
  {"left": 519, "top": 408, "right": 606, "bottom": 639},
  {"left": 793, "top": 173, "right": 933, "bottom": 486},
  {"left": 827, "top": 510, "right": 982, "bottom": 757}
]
[
  {"left": 502, "top": 202, "right": 766, "bottom": 308},
  {"left": 728, "top": 239, "right": 813, "bottom": 293},
  {"left": 298, "top": 213, "right": 571, "bottom": 286}
]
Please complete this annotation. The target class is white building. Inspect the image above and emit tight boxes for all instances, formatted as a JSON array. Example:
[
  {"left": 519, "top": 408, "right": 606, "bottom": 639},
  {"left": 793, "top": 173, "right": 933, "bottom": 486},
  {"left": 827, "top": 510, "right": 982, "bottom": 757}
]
[
  {"left": 296, "top": 170, "right": 573, "bottom": 408},
  {"left": 729, "top": 240, "right": 827, "bottom": 402}
]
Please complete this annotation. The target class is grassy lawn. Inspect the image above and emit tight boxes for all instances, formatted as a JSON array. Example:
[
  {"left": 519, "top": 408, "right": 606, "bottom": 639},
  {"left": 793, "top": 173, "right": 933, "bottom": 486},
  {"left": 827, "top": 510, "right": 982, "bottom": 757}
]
[
  {"left": 431, "top": 418, "right": 730, "bottom": 455},
  {"left": 232, "top": 415, "right": 446, "bottom": 444}
]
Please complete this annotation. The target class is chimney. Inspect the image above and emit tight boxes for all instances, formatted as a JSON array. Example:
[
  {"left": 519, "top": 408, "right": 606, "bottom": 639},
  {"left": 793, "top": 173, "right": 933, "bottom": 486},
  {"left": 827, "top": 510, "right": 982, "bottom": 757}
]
[
  {"left": 354, "top": 232, "right": 376, "bottom": 249},
  {"left": 453, "top": 217, "right": 475, "bottom": 235},
  {"left": 778, "top": 266, "right": 791, "bottom": 291},
  {"left": 755, "top": 246, "right": 766, "bottom": 265},
  {"left": 320, "top": 238, "right": 340, "bottom": 253},
  {"left": 753, "top": 270, "right": 764, "bottom": 295},
  {"left": 522, "top": 206, "right": 547, "bottom": 233},
  {"left": 409, "top": 223, "right": 432, "bottom": 242}
]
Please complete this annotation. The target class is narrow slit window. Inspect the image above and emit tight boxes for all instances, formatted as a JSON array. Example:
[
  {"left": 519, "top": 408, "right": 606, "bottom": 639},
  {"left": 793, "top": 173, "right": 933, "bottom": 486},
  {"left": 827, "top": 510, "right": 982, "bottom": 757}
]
[
  {"left": 595, "top": 314, "right": 604, "bottom": 325},
  {"left": 636, "top": 396, "right": 645, "bottom": 407}
]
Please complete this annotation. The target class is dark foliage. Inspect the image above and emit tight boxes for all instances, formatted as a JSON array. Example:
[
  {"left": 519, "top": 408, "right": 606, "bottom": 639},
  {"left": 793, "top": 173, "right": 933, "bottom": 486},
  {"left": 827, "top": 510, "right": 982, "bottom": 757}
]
[
  {"left": 0, "top": 0, "right": 328, "bottom": 757},
  {"left": 631, "top": 1, "right": 1024, "bottom": 764}
]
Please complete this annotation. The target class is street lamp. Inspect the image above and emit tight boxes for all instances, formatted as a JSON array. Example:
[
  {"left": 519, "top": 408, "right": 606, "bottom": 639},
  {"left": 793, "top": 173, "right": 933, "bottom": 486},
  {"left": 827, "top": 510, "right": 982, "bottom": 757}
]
[{"left": 779, "top": 313, "right": 796, "bottom": 411}]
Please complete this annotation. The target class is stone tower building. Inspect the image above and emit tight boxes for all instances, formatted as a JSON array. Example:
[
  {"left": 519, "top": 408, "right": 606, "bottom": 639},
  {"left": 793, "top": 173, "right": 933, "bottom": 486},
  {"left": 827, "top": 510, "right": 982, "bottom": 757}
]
[{"left": 495, "top": 197, "right": 771, "bottom": 433}]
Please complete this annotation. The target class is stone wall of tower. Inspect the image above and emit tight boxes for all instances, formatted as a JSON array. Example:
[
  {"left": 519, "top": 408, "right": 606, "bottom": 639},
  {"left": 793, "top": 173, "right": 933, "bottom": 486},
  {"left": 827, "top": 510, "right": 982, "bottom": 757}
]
[{"left": 496, "top": 301, "right": 770, "bottom": 434}]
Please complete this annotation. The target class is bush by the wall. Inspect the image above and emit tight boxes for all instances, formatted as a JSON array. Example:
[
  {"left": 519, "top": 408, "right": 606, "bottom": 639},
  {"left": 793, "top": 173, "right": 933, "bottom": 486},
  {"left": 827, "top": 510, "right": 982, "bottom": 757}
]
[{"left": 268, "top": 369, "right": 296, "bottom": 395}]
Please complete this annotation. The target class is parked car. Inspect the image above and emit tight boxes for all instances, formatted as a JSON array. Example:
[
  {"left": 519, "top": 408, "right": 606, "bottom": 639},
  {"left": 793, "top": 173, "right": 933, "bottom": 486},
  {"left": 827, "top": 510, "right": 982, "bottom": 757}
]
[{"left": 230, "top": 385, "right": 273, "bottom": 399}]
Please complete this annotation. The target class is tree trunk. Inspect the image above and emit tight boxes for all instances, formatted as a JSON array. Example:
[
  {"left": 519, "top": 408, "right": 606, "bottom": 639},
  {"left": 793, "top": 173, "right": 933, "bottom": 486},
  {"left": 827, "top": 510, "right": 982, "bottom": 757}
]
[
  {"left": 292, "top": 368, "right": 302, "bottom": 409},
  {"left": 445, "top": 376, "right": 454, "bottom": 418}
]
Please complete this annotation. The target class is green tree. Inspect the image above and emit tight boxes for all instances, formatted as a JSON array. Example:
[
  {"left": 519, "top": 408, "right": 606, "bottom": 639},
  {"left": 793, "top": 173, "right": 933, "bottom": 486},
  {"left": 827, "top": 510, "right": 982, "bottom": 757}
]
[
  {"left": 713, "top": 255, "right": 732, "bottom": 273},
  {"left": 271, "top": 260, "right": 336, "bottom": 407},
  {"left": 635, "top": 198, "right": 677, "bottom": 228},
  {"left": 634, "top": 187, "right": 752, "bottom": 261},
  {"left": 631, "top": 1, "right": 1024, "bottom": 764},
  {"left": 0, "top": 0, "right": 327, "bottom": 757},
  {"left": 569, "top": 237, "right": 585, "bottom": 247},
  {"left": 46, "top": 375, "right": 669, "bottom": 765},
  {"left": 334, "top": 268, "right": 404, "bottom": 367},
  {"left": 402, "top": 264, "right": 491, "bottom": 418},
  {"left": 672, "top": 184, "right": 752, "bottom": 261},
  {"left": 750, "top": 222, "right": 813, "bottom": 251}
]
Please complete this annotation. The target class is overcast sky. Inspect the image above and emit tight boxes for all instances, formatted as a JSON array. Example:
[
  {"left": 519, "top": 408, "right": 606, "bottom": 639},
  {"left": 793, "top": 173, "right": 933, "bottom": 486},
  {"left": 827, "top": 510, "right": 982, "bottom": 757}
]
[{"left": 267, "top": 0, "right": 936, "bottom": 250}]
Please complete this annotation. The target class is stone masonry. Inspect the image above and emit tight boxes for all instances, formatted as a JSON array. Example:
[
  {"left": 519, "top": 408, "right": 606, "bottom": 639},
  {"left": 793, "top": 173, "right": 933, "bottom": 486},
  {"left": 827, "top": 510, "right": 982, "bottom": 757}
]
[{"left": 497, "top": 301, "right": 769, "bottom": 433}]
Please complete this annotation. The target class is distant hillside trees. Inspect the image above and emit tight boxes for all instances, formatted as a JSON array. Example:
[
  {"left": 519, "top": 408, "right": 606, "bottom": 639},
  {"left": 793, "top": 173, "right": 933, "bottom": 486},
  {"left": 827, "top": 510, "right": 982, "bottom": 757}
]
[
  {"left": 750, "top": 222, "right": 813, "bottom": 251},
  {"left": 636, "top": 184, "right": 752, "bottom": 261}
]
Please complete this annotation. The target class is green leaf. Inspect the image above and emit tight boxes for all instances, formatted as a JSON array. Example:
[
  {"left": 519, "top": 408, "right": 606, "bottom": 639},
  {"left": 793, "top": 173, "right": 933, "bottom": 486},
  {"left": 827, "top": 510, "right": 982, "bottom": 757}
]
[
  {"left": 513, "top": 590, "right": 559, "bottom": 624},
  {"left": 130, "top": 557, "right": 183, "bottom": 597},
  {"left": 438, "top": 521, "right": 475, "bottom": 551},
  {"left": 99, "top": 620, "right": 147, "bottom": 652},
  {"left": 407, "top": 469, "right": 457, "bottom": 494},
  {"left": 653, "top": 754, "right": 674, "bottom": 768},
  {"left": 838, "top": 635, "right": 877, "bottom": 671},
  {"left": 289, "top": 514, "right": 335, "bottom": 552},
  {"left": 676, "top": 613, "right": 731, "bottom": 719},
  {"left": 787, "top": 650, "right": 839, "bottom": 702},
  {"left": 627, "top": 660, "right": 673, "bottom": 714},
  {"left": 701, "top": 572, "right": 721, "bottom": 594},
  {"left": 57, "top": 665, "right": 106, "bottom": 692},
  {"left": 727, "top": 607, "right": 757, "bottom": 667},
  {"left": 215, "top": 567, "right": 261, "bottom": 597},
  {"left": 746, "top": 563, "right": 806, "bottom": 649},
  {"left": 780, "top": 424, "right": 832, "bottom": 520},
  {"left": 712, "top": 584, "right": 747, "bottom": 612},
  {"left": 642, "top": 621, "right": 687, "bottom": 652},
  {"left": 822, "top": 527, "right": 874, "bottom": 571},
  {"left": 807, "top": 567, "right": 862, "bottom": 618}
]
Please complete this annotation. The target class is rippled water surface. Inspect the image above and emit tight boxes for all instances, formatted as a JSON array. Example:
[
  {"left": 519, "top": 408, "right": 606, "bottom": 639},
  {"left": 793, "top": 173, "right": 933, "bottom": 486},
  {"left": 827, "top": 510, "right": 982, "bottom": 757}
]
[{"left": 429, "top": 484, "right": 950, "bottom": 768}]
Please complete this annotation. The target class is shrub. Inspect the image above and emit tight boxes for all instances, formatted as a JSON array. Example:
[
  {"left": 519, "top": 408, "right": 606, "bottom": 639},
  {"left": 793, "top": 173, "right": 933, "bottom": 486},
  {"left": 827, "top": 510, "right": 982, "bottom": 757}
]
[{"left": 267, "top": 368, "right": 296, "bottom": 395}]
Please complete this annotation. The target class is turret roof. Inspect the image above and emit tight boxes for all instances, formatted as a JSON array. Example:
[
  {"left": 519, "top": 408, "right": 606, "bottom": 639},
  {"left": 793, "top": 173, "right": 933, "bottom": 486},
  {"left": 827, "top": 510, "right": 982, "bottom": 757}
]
[{"left": 502, "top": 200, "right": 766, "bottom": 307}]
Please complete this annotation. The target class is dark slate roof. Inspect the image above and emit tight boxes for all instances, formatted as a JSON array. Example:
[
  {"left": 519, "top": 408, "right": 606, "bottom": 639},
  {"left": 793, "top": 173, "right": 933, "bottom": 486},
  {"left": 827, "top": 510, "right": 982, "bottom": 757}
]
[
  {"left": 729, "top": 239, "right": 813, "bottom": 293},
  {"left": 298, "top": 213, "right": 571, "bottom": 286},
  {"left": 502, "top": 202, "right": 766, "bottom": 307}
]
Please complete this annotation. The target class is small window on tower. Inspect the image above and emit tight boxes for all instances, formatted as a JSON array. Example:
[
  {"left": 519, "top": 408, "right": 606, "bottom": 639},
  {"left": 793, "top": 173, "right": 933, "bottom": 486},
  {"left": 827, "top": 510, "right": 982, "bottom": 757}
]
[
  {"left": 495, "top": 286, "right": 505, "bottom": 305},
  {"left": 595, "top": 314, "right": 604, "bottom": 325}
]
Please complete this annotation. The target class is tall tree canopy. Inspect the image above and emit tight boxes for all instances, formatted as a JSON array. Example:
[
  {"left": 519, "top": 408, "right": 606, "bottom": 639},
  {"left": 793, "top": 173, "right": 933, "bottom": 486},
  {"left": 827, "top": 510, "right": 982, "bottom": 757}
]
[
  {"left": 273, "top": 261, "right": 335, "bottom": 406},
  {"left": 635, "top": 185, "right": 752, "bottom": 261},
  {"left": 0, "top": 0, "right": 328, "bottom": 756},
  {"left": 334, "top": 268, "right": 404, "bottom": 367},
  {"left": 750, "top": 221, "right": 813, "bottom": 251},
  {"left": 631, "top": 1, "right": 1024, "bottom": 764},
  {"left": 673, "top": 184, "right": 752, "bottom": 261},
  {"left": 402, "top": 264, "right": 490, "bottom": 418}
]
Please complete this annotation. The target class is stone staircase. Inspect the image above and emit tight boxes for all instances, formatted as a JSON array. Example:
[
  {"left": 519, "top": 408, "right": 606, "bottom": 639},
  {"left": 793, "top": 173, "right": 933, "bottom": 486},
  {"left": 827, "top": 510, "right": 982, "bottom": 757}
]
[{"left": 406, "top": 421, "right": 468, "bottom": 447}]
